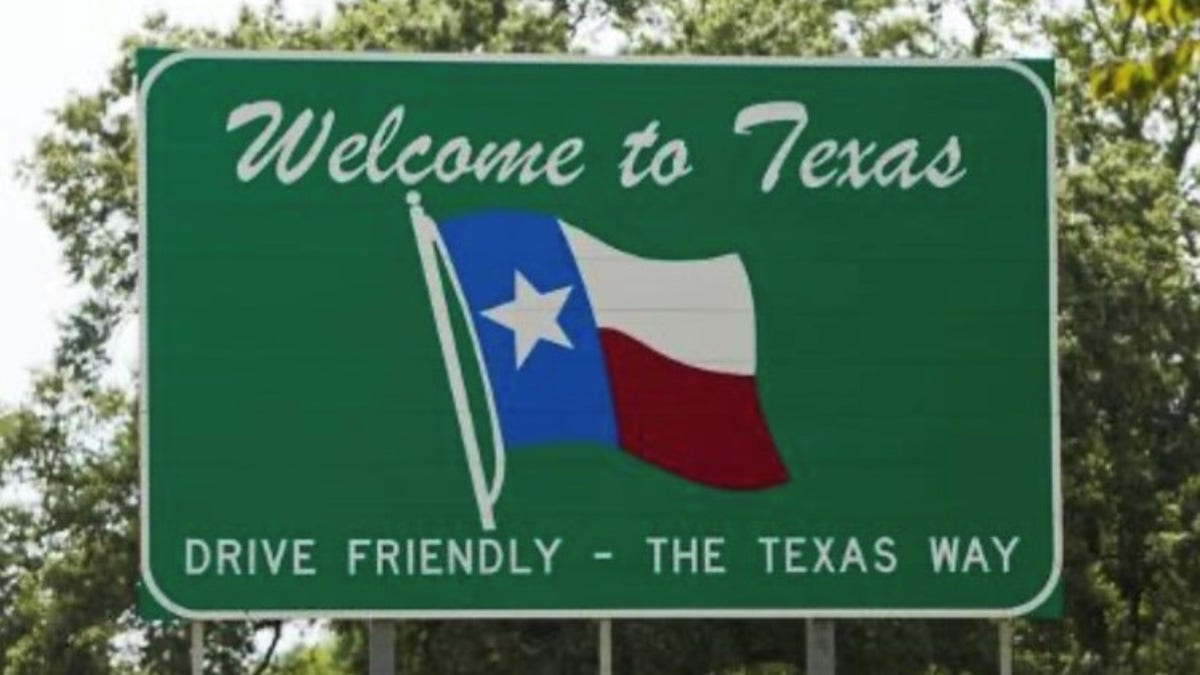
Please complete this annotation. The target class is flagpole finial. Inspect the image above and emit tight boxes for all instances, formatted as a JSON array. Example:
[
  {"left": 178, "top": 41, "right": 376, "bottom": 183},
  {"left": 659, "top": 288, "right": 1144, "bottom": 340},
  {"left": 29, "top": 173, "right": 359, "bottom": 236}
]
[{"left": 407, "top": 190, "right": 432, "bottom": 228}]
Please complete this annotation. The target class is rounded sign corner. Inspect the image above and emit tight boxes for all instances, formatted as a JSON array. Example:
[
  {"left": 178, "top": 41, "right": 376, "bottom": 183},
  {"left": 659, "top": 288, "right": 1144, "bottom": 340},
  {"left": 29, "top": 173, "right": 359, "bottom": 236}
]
[
  {"left": 140, "top": 54, "right": 1060, "bottom": 616},
  {"left": 140, "top": 563, "right": 210, "bottom": 621},
  {"left": 992, "top": 60, "right": 1055, "bottom": 123},
  {"left": 1004, "top": 550, "right": 1063, "bottom": 618},
  {"left": 139, "top": 50, "right": 202, "bottom": 111}
]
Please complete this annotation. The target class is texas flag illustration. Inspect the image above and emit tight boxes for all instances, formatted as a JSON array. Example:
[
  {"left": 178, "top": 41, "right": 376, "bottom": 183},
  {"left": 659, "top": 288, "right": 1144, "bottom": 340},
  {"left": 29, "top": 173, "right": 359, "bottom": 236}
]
[{"left": 407, "top": 193, "right": 786, "bottom": 530}]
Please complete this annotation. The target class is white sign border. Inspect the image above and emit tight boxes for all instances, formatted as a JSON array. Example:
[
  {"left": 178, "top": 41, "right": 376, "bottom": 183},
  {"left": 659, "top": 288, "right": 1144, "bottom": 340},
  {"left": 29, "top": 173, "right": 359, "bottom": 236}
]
[{"left": 137, "top": 50, "right": 1060, "bottom": 620}]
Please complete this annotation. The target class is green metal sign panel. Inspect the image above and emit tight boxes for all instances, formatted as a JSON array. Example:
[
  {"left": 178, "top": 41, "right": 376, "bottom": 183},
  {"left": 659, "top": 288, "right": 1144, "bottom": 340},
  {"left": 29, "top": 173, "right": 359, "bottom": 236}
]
[{"left": 138, "top": 51, "right": 1059, "bottom": 618}]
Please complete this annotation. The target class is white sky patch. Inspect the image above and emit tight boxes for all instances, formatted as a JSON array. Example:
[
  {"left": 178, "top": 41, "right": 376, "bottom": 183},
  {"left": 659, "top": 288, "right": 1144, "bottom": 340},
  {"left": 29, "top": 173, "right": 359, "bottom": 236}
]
[
  {"left": 0, "top": 0, "right": 623, "bottom": 408},
  {"left": 256, "top": 620, "right": 332, "bottom": 661},
  {"left": 572, "top": 12, "right": 627, "bottom": 55},
  {"left": 0, "top": 0, "right": 336, "bottom": 407},
  {"left": 0, "top": 0, "right": 335, "bottom": 660}
]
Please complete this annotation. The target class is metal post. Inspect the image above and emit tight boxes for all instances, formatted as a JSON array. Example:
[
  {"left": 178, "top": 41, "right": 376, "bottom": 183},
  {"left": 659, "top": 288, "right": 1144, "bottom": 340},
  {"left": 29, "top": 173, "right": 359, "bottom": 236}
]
[
  {"left": 369, "top": 620, "right": 395, "bottom": 675},
  {"left": 999, "top": 620, "right": 1013, "bottom": 675},
  {"left": 190, "top": 622, "right": 204, "bottom": 675},
  {"left": 806, "top": 619, "right": 835, "bottom": 675},
  {"left": 598, "top": 619, "right": 613, "bottom": 675}
]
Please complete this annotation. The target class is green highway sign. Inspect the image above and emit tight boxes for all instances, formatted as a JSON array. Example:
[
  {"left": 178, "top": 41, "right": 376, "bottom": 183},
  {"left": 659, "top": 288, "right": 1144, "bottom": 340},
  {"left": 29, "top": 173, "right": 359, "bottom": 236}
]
[{"left": 138, "top": 51, "right": 1059, "bottom": 618}]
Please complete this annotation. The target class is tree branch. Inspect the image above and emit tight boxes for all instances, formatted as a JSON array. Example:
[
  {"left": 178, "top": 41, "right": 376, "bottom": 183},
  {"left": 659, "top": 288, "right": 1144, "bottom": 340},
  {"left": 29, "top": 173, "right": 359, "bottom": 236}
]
[
  {"left": 1117, "top": 8, "right": 1137, "bottom": 54},
  {"left": 250, "top": 621, "right": 283, "bottom": 675},
  {"left": 963, "top": 0, "right": 991, "bottom": 58},
  {"left": 1085, "top": 0, "right": 1120, "bottom": 53},
  {"left": 1164, "top": 88, "right": 1198, "bottom": 172}
]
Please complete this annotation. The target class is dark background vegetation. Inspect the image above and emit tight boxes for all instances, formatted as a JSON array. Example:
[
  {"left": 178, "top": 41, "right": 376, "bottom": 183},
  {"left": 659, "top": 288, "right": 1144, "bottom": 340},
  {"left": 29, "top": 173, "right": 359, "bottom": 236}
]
[{"left": 3, "top": 0, "right": 1199, "bottom": 672}]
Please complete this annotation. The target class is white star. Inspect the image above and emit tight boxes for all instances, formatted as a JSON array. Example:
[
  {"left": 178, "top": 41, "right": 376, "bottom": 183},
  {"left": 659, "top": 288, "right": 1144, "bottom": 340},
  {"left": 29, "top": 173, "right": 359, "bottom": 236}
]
[{"left": 481, "top": 271, "right": 574, "bottom": 368}]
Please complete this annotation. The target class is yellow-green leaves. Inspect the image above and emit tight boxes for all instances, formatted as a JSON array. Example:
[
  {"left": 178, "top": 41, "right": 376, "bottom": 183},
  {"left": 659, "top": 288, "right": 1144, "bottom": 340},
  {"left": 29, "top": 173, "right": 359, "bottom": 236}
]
[
  {"left": 1091, "top": 39, "right": 1198, "bottom": 98},
  {"left": 1118, "top": 0, "right": 1200, "bottom": 26},
  {"left": 1091, "top": 0, "right": 1200, "bottom": 100}
]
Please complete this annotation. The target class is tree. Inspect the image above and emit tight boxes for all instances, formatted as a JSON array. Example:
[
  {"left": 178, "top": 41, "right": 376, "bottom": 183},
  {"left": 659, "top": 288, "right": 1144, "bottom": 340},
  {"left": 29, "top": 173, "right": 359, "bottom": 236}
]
[
  {"left": 262, "top": 635, "right": 354, "bottom": 675},
  {"left": 1030, "top": 2, "right": 1200, "bottom": 671},
  {"left": 3, "top": 1, "right": 574, "bottom": 672},
  {"left": 6, "top": 0, "right": 1200, "bottom": 672},
  {"left": 1089, "top": 0, "right": 1200, "bottom": 101}
]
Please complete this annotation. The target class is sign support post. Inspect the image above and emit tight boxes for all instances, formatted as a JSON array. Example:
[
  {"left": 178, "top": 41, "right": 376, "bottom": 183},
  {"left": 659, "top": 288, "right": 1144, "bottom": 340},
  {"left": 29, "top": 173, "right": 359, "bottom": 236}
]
[
  {"left": 368, "top": 621, "right": 395, "bottom": 675},
  {"left": 806, "top": 619, "right": 835, "bottom": 675},
  {"left": 999, "top": 620, "right": 1013, "bottom": 675},
  {"left": 598, "top": 619, "right": 613, "bottom": 675},
  {"left": 190, "top": 622, "right": 203, "bottom": 675}
]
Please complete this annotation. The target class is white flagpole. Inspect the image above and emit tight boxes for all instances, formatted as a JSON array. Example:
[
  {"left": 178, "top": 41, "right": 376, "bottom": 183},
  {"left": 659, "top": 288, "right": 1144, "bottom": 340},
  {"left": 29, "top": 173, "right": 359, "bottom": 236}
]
[{"left": 407, "top": 191, "right": 499, "bottom": 531}]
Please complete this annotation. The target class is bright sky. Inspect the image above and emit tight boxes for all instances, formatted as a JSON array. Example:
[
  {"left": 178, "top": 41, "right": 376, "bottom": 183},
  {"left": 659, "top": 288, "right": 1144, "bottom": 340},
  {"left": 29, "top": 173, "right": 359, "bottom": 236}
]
[
  {"left": 0, "top": 0, "right": 336, "bottom": 408},
  {"left": 0, "top": 0, "right": 627, "bottom": 409},
  {"left": 0, "top": 0, "right": 341, "bottom": 655},
  {"left": 0, "top": 0, "right": 617, "bottom": 656}
]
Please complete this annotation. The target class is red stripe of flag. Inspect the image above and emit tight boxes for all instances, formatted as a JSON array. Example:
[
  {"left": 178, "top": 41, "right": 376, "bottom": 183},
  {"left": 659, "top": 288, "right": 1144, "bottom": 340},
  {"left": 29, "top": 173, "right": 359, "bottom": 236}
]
[{"left": 599, "top": 329, "right": 788, "bottom": 489}]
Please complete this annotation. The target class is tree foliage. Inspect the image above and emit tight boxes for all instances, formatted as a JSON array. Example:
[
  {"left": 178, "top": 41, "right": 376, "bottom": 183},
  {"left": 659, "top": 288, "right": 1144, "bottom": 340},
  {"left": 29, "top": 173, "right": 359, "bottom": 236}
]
[
  {"left": 4, "top": 1, "right": 574, "bottom": 672},
  {"left": 1090, "top": 0, "right": 1200, "bottom": 100},
  {"left": 3, "top": 0, "right": 1200, "bottom": 672},
  {"left": 262, "top": 634, "right": 354, "bottom": 675}
]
